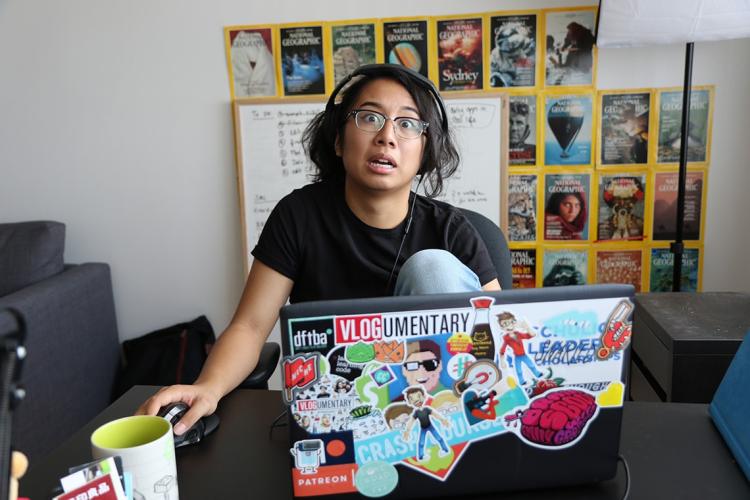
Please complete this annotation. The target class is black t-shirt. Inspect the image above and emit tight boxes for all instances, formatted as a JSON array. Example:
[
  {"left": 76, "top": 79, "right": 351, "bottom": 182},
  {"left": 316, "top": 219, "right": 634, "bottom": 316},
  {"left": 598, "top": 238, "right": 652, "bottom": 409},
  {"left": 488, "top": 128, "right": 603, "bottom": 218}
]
[
  {"left": 412, "top": 407, "right": 433, "bottom": 429},
  {"left": 251, "top": 180, "right": 497, "bottom": 303}
]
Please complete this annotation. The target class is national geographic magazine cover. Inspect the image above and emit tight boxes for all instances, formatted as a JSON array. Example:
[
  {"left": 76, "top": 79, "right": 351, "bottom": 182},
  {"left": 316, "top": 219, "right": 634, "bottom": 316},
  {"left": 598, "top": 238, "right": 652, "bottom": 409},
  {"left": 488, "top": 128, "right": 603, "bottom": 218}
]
[
  {"left": 543, "top": 8, "right": 596, "bottom": 87},
  {"left": 544, "top": 93, "right": 593, "bottom": 166},
  {"left": 509, "top": 95, "right": 538, "bottom": 166},
  {"left": 648, "top": 247, "right": 701, "bottom": 292},
  {"left": 382, "top": 19, "right": 429, "bottom": 78},
  {"left": 511, "top": 248, "right": 537, "bottom": 288},
  {"left": 542, "top": 247, "right": 589, "bottom": 287},
  {"left": 544, "top": 173, "right": 591, "bottom": 241},
  {"left": 598, "top": 91, "right": 650, "bottom": 166},
  {"left": 656, "top": 87, "right": 713, "bottom": 164},
  {"left": 508, "top": 173, "right": 538, "bottom": 242},
  {"left": 280, "top": 24, "right": 326, "bottom": 96},
  {"left": 330, "top": 21, "right": 378, "bottom": 86},
  {"left": 488, "top": 12, "right": 537, "bottom": 88},
  {"left": 436, "top": 17, "right": 484, "bottom": 91},
  {"left": 596, "top": 173, "right": 646, "bottom": 241},
  {"left": 652, "top": 170, "right": 705, "bottom": 241},
  {"left": 226, "top": 26, "right": 277, "bottom": 98},
  {"left": 595, "top": 249, "right": 643, "bottom": 292}
]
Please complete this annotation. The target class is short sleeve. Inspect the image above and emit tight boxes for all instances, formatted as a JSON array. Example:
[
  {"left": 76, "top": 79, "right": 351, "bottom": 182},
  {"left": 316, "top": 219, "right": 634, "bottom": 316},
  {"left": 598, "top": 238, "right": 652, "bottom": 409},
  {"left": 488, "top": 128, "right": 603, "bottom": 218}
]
[{"left": 251, "top": 191, "right": 307, "bottom": 280}]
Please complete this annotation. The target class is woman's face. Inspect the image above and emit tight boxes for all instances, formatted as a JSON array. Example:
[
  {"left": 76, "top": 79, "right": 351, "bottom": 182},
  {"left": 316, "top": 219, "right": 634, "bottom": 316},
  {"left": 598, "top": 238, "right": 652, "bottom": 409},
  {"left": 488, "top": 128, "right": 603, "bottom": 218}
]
[
  {"left": 336, "top": 78, "right": 426, "bottom": 199},
  {"left": 558, "top": 194, "right": 581, "bottom": 223}
]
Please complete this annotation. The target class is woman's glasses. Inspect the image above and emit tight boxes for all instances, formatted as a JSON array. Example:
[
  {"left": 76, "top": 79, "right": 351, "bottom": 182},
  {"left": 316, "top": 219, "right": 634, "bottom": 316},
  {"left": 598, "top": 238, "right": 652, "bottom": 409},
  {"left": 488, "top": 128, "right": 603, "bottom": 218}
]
[{"left": 348, "top": 109, "right": 429, "bottom": 140}]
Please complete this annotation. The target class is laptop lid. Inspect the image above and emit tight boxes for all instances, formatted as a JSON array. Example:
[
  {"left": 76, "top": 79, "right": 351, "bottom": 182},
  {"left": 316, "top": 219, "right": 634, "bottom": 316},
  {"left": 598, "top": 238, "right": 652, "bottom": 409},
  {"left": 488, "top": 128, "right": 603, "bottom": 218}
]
[{"left": 280, "top": 285, "right": 634, "bottom": 499}]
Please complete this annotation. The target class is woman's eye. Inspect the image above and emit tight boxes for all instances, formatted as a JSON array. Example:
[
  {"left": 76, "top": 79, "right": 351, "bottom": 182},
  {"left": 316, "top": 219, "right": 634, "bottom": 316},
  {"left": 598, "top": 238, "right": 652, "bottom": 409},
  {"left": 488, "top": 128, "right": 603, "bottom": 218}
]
[
  {"left": 363, "top": 112, "right": 380, "bottom": 123},
  {"left": 399, "top": 119, "right": 417, "bottom": 129}
]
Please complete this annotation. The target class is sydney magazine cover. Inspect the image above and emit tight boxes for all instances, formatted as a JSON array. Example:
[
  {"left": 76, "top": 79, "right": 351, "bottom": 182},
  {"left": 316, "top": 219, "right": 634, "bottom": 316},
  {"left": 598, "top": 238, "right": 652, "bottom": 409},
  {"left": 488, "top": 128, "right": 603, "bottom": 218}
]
[{"left": 437, "top": 18, "right": 483, "bottom": 91}]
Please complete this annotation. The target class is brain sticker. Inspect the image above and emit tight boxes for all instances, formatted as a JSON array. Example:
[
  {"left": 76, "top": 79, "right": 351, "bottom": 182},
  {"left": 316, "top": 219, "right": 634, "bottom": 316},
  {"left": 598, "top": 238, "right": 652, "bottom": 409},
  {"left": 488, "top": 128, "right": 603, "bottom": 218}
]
[{"left": 504, "top": 389, "right": 598, "bottom": 447}]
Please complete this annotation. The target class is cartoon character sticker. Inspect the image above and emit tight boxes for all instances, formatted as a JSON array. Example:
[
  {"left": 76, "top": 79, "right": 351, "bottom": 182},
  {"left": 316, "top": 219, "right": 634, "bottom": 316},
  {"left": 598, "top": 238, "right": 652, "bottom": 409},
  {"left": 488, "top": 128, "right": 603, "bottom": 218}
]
[
  {"left": 402, "top": 386, "right": 451, "bottom": 462},
  {"left": 497, "top": 311, "right": 544, "bottom": 386},
  {"left": 290, "top": 439, "right": 326, "bottom": 474},
  {"left": 401, "top": 339, "right": 446, "bottom": 395}
]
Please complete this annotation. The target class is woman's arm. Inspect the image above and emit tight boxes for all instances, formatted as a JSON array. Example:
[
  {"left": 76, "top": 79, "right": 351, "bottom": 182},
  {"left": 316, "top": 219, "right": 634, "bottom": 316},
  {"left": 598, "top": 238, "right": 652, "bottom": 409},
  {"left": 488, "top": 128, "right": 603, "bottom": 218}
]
[{"left": 136, "top": 259, "right": 293, "bottom": 433}]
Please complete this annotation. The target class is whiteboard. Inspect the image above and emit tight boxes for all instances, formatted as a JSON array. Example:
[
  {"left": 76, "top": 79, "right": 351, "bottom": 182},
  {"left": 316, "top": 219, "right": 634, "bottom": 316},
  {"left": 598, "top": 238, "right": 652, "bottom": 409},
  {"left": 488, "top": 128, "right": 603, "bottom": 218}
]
[{"left": 234, "top": 95, "right": 507, "bottom": 272}]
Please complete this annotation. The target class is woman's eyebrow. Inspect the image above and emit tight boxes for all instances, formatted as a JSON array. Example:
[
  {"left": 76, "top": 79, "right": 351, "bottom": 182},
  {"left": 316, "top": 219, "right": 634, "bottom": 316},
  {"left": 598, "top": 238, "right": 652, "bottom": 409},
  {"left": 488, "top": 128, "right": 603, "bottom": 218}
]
[{"left": 357, "top": 100, "right": 421, "bottom": 116}]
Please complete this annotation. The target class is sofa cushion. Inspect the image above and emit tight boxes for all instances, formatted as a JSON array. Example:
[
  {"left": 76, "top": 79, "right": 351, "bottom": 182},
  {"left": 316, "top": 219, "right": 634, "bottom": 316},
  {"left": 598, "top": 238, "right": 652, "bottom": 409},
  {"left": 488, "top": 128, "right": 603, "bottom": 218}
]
[{"left": 0, "top": 221, "right": 65, "bottom": 296}]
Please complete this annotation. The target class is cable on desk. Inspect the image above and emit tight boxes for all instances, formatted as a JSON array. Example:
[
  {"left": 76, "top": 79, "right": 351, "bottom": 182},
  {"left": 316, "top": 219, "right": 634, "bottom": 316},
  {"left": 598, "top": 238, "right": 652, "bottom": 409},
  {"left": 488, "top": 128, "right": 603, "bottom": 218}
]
[
  {"left": 617, "top": 454, "right": 631, "bottom": 500},
  {"left": 268, "top": 409, "right": 288, "bottom": 439}
]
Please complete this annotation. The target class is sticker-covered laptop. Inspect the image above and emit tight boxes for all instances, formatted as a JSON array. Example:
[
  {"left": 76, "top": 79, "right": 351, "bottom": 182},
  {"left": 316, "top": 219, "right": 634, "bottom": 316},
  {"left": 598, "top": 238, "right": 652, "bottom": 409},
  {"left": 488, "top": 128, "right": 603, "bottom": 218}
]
[{"left": 280, "top": 284, "right": 633, "bottom": 499}]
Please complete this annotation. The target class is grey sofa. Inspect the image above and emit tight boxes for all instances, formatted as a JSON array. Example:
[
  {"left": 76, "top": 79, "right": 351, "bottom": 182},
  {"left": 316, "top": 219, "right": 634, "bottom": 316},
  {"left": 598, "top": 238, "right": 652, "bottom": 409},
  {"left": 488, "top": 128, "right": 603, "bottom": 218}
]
[{"left": 0, "top": 221, "right": 120, "bottom": 463}]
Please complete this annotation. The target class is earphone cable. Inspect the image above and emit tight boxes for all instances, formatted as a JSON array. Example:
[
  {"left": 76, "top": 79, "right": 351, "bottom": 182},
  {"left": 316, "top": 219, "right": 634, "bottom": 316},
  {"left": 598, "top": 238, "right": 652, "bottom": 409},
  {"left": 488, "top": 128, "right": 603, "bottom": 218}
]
[{"left": 385, "top": 175, "right": 424, "bottom": 294}]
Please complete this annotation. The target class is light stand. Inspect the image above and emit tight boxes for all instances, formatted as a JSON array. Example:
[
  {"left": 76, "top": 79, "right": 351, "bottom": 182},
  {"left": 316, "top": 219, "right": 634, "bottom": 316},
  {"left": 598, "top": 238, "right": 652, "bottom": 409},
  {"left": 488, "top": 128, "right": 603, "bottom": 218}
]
[{"left": 672, "top": 42, "right": 694, "bottom": 291}]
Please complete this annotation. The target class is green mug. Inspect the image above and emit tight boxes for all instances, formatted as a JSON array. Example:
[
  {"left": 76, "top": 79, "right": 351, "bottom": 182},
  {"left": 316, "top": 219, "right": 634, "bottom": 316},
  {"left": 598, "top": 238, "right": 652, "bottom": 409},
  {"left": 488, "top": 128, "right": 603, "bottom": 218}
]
[{"left": 91, "top": 415, "right": 178, "bottom": 500}]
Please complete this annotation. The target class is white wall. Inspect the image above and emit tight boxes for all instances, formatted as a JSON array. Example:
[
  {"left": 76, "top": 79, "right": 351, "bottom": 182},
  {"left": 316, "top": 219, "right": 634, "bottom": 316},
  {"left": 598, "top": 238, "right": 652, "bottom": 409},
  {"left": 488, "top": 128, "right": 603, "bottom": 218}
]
[{"left": 2, "top": 1, "right": 748, "bottom": 389}]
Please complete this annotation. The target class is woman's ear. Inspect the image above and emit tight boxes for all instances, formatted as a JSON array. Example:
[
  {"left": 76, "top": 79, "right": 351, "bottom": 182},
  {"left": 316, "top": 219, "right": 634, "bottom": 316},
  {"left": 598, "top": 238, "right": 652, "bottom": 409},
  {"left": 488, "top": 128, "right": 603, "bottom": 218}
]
[{"left": 335, "top": 134, "right": 342, "bottom": 157}]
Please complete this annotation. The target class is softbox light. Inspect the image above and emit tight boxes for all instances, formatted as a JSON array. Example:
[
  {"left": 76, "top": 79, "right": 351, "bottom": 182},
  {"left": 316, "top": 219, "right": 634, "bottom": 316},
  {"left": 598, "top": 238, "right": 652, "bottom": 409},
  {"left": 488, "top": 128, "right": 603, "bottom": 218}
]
[
  {"left": 597, "top": 0, "right": 750, "bottom": 48},
  {"left": 597, "top": 0, "right": 750, "bottom": 290}
]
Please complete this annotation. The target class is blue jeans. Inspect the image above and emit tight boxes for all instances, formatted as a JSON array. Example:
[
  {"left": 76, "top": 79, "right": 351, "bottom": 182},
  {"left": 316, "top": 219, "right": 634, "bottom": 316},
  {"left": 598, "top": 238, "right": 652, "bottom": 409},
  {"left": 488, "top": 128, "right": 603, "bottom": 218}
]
[
  {"left": 514, "top": 354, "right": 543, "bottom": 384},
  {"left": 394, "top": 250, "right": 482, "bottom": 295},
  {"left": 418, "top": 425, "right": 449, "bottom": 459}
]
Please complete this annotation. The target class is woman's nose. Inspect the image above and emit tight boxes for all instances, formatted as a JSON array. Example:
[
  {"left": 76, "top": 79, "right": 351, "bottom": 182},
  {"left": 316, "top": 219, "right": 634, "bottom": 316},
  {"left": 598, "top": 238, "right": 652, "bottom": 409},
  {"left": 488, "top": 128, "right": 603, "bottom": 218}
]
[{"left": 375, "top": 119, "right": 398, "bottom": 146}]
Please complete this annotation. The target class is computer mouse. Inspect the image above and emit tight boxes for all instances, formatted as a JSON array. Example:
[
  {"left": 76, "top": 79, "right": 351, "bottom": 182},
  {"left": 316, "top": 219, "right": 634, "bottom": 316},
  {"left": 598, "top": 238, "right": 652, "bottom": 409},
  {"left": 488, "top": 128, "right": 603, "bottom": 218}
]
[{"left": 157, "top": 402, "right": 220, "bottom": 448}]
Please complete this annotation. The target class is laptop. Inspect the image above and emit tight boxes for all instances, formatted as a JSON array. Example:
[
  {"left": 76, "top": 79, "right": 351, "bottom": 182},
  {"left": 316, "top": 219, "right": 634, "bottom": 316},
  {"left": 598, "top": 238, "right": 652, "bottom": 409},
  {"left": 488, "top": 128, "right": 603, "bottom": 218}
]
[{"left": 280, "top": 285, "right": 634, "bottom": 498}]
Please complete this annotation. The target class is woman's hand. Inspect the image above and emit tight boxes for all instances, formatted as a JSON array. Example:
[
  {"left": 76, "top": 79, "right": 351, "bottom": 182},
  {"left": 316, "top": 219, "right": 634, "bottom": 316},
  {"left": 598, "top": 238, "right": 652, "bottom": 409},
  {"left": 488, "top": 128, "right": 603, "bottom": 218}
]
[{"left": 135, "top": 383, "right": 221, "bottom": 435}]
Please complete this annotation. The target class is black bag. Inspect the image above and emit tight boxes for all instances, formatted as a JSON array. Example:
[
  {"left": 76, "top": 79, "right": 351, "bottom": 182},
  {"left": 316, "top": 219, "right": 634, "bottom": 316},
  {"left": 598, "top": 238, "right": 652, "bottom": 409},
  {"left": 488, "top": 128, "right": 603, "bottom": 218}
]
[{"left": 115, "top": 315, "right": 216, "bottom": 397}]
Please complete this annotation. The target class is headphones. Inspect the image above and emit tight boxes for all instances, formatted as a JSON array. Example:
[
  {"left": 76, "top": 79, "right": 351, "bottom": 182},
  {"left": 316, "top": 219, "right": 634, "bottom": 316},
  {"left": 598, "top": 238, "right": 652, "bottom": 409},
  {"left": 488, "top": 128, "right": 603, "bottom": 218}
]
[{"left": 325, "top": 63, "right": 449, "bottom": 134}]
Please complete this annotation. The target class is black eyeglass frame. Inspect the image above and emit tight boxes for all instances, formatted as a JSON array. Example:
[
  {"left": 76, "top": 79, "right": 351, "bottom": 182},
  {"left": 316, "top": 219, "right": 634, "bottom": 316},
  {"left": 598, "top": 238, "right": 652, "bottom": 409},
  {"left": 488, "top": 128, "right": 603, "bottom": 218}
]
[{"left": 403, "top": 358, "right": 440, "bottom": 372}]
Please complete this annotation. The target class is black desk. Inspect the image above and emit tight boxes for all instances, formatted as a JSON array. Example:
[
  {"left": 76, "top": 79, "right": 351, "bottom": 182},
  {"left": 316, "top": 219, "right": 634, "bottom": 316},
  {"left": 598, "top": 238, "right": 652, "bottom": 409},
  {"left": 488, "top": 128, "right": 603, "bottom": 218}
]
[{"left": 22, "top": 387, "right": 750, "bottom": 500}]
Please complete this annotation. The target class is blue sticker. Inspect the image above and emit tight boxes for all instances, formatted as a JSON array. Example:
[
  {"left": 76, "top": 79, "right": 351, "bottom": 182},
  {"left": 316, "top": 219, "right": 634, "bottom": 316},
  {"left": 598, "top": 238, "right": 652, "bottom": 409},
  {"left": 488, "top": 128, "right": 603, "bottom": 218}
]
[{"left": 354, "top": 461, "right": 398, "bottom": 498}]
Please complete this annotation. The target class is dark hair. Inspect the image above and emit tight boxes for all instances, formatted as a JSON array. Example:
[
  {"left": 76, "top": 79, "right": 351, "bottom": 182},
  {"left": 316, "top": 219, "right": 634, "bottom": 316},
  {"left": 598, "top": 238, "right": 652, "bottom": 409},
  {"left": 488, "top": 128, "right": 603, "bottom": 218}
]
[
  {"left": 302, "top": 66, "right": 460, "bottom": 198},
  {"left": 546, "top": 191, "right": 586, "bottom": 216},
  {"left": 405, "top": 338, "right": 442, "bottom": 361},
  {"left": 510, "top": 101, "right": 530, "bottom": 117},
  {"left": 404, "top": 386, "right": 425, "bottom": 400},
  {"left": 496, "top": 311, "right": 516, "bottom": 322}
]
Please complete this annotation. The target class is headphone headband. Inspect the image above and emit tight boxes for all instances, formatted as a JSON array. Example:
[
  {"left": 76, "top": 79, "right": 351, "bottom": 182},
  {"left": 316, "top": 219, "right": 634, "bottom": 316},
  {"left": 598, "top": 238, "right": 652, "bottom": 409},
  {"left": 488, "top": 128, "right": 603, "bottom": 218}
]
[{"left": 325, "top": 63, "right": 448, "bottom": 132}]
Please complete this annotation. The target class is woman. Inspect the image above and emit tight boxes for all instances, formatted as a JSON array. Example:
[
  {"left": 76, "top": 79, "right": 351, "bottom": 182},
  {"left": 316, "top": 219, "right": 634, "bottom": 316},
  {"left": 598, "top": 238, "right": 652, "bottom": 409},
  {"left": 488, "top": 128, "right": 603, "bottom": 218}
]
[
  {"left": 545, "top": 191, "right": 586, "bottom": 240},
  {"left": 136, "top": 64, "right": 500, "bottom": 433}
]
